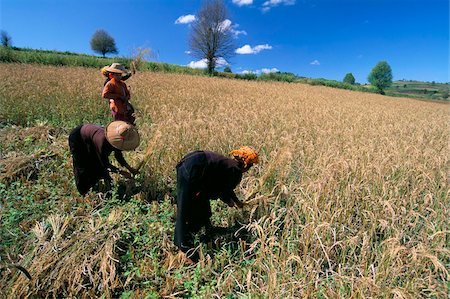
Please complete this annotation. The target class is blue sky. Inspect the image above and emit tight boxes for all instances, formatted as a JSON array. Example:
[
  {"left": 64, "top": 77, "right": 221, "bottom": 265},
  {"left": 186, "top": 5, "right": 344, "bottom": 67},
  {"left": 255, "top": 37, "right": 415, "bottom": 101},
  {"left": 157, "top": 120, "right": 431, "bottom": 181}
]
[{"left": 1, "top": 0, "right": 448, "bottom": 83}]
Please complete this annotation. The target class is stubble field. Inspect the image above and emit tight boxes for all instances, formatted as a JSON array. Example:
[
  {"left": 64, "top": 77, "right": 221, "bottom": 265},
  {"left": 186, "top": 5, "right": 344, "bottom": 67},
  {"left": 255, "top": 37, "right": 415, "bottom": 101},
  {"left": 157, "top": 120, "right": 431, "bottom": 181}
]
[{"left": 0, "top": 63, "right": 448, "bottom": 298}]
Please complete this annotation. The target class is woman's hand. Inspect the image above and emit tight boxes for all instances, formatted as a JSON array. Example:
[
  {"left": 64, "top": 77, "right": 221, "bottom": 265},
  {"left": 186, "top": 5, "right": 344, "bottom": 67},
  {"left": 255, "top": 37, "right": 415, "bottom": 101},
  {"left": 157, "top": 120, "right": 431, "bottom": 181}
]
[
  {"left": 232, "top": 198, "right": 244, "bottom": 209},
  {"left": 225, "top": 200, "right": 235, "bottom": 207},
  {"left": 119, "top": 170, "right": 133, "bottom": 179},
  {"left": 128, "top": 167, "right": 139, "bottom": 175}
]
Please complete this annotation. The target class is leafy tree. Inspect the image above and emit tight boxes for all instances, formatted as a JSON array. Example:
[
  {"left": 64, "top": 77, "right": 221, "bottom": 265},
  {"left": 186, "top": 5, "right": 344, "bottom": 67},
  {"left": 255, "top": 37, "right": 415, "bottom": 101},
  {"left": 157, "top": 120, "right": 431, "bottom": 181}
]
[
  {"left": 1, "top": 30, "right": 12, "bottom": 47},
  {"left": 223, "top": 66, "right": 232, "bottom": 73},
  {"left": 368, "top": 61, "right": 393, "bottom": 94},
  {"left": 90, "top": 29, "right": 118, "bottom": 57},
  {"left": 189, "top": 0, "right": 235, "bottom": 74},
  {"left": 343, "top": 73, "right": 356, "bottom": 85}
]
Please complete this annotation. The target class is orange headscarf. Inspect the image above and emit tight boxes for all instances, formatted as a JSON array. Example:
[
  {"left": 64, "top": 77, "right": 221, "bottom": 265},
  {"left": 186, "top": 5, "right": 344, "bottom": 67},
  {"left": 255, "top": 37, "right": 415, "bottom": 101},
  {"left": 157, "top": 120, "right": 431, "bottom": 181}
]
[{"left": 230, "top": 146, "right": 259, "bottom": 167}]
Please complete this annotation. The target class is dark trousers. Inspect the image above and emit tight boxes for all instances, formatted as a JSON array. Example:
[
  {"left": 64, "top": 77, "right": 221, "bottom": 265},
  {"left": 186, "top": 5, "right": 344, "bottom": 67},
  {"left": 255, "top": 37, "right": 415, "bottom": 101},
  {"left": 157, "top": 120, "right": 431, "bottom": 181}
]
[{"left": 174, "top": 151, "right": 211, "bottom": 252}]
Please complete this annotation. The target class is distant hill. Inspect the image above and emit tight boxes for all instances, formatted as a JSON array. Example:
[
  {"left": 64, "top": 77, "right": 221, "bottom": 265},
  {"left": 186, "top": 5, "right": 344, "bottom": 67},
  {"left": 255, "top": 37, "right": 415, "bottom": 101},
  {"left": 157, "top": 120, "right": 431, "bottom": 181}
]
[{"left": 385, "top": 80, "right": 449, "bottom": 101}]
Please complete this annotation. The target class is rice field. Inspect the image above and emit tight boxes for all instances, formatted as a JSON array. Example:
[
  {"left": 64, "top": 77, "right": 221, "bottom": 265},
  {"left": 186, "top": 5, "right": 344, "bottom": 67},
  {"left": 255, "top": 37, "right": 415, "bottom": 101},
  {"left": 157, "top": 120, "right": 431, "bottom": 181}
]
[{"left": 0, "top": 63, "right": 448, "bottom": 298}]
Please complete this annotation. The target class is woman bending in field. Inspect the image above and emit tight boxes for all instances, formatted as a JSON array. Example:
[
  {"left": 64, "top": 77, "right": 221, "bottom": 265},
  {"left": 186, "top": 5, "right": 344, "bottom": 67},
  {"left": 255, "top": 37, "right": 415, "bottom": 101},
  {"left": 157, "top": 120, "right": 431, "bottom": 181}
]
[
  {"left": 68, "top": 121, "right": 139, "bottom": 195},
  {"left": 174, "top": 146, "right": 258, "bottom": 262},
  {"left": 101, "top": 63, "right": 136, "bottom": 125}
]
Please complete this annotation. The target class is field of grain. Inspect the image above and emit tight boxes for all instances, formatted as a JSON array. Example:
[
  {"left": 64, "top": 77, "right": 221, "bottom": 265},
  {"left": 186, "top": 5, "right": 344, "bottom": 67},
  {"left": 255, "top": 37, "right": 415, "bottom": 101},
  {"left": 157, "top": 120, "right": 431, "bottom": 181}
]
[{"left": 0, "top": 63, "right": 448, "bottom": 298}]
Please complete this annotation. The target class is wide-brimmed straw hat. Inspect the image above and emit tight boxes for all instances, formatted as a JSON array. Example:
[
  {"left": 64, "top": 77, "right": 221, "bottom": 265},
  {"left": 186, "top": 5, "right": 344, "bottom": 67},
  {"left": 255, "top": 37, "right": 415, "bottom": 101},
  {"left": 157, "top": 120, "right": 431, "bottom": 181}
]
[
  {"left": 105, "top": 121, "right": 140, "bottom": 151},
  {"left": 104, "top": 63, "right": 130, "bottom": 76}
]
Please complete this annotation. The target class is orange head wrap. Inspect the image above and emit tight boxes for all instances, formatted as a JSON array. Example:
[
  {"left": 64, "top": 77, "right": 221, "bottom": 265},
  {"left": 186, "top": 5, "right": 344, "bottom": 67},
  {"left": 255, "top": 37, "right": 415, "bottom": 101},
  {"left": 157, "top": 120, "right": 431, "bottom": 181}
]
[{"left": 230, "top": 146, "right": 259, "bottom": 167}]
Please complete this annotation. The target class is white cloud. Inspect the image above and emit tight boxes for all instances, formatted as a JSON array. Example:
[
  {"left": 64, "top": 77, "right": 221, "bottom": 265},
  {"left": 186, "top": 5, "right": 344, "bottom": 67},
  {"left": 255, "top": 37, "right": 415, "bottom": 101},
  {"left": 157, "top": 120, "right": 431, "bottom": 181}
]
[
  {"left": 254, "top": 44, "right": 272, "bottom": 52},
  {"left": 263, "top": 0, "right": 296, "bottom": 6},
  {"left": 233, "top": 0, "right": 253, "bottom": 6},
  {"left": 261, "top": 68, "right": 279, "bottom": 74},
  {"left": 215, "top": 57, "right": 229, "bottom": 67},
  {"left": 175, "top": 16, "right": 245, "bottom": 38},
  {"left": 236, "top": 45, "right": 254, "bottom": 54},
  {"left": 219, "top": 19, "right": 247, "bottom": 37},
  {"left": 187, "top": 58, "right": 228, "bottom": 69},
  {"left": 310, "top": 60, "right": 320, "bottom": 65},
  {"left": 241, "top": 68, "right": 279, "bottom": 75},
  {"left": 188, "top": 59, "right": 207, "bottom": 69},
  {"left": 236, "top": 44, "right": 272, "bottom": 54},
  {"left": 185, "top": 50, "right": 191, "bottom": 55},
  {"left": 262, "top": 0, "right": 295, "bottom": 12},
  {"left": 232, "top": 29, "right": 247, "bottom": 37},
  {"left": 219, "top": 19, "right": 232, "bottom": 31},
  {"left": 175, "top": 14, "right": 196, "bottom": 24}
]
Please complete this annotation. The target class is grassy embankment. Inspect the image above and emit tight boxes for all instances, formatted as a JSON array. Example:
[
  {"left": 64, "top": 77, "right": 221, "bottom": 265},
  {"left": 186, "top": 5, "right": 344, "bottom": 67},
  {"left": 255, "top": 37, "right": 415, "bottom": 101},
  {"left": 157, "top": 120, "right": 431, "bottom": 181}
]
[
  {"left": 1, "top": 46, "right": 448, "bottom": 101},
  {"left": 0, "top": 63, "right": 448, "bottom": 298}
]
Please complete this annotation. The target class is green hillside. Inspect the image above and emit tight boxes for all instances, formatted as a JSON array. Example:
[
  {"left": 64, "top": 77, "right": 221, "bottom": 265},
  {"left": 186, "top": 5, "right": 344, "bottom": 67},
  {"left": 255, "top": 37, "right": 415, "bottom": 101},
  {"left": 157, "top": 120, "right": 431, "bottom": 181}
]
[{"left": 386, "top": 80, "right": 449, "bottom": 101}]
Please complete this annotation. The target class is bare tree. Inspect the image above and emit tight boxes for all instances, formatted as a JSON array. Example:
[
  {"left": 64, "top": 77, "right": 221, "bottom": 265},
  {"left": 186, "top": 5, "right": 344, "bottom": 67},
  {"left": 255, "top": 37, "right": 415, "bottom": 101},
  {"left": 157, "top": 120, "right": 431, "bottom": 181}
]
[
  {"left": 1, "top": 30, "right": 12, "bottom": 47},
  {"left": 130, "top": 47, "right": 156, "bottom": 73},
  {"left": 90, "top": 29, "right": 118, "bottom": 57},
  {"left": 189, "top": 0, "right": 235, "bottom": 74}
]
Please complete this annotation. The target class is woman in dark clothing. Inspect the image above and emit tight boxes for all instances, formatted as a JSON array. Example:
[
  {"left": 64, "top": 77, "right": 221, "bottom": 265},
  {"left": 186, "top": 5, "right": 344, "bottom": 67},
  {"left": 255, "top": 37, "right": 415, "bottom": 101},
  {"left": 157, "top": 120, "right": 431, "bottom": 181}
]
[
  {"left": 68, "top": 121, "right": 140, "bottom": 195},
  {"left": 174, "top": 147, "right": 259, "bottom": 262}
]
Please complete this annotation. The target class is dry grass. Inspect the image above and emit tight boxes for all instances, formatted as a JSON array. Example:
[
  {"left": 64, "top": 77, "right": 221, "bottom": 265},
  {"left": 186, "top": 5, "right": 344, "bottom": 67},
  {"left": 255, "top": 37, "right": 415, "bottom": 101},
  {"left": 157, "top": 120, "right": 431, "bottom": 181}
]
[
  {"left": 0, "top": 63, "right": 448, "bottom": 298},
  {"left": 10, "top": 211, "right": 126, "bottom": 298}
]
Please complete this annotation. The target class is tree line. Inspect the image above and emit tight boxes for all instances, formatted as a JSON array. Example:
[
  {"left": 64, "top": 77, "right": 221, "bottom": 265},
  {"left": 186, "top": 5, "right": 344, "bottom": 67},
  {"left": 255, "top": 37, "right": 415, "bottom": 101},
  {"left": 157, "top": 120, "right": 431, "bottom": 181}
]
[{"left": 344, "top": 61, "right": 393, "bottom": 94}]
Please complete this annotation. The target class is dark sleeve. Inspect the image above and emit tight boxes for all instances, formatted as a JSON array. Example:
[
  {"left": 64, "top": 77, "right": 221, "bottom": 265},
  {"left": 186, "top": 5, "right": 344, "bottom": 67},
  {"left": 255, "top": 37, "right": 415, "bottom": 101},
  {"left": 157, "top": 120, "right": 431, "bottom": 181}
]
[
  {"left": 98, "top": 149, "right": 116, "bottom": 176},
  {"left": 222, "top": 164, "right": 242, "bottom": 189},
  {"left": 98, "top": 150, "right": 127, "bottom": 175},
  {"left": 114, "top": 150, "right": 130, "bottom": 169},
  {"left": 219, "top": 190, "right": 239, "bottom": 206},
  {"left": 122, "top": 73, "right": 132, "bottom": 81}
]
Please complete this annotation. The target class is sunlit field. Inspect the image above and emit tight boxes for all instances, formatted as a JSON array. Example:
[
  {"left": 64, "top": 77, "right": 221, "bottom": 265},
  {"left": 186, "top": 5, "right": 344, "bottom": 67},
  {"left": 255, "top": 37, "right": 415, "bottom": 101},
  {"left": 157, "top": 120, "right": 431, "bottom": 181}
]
[{"left": 1, "top": 63, "right": 448, "bottom": 298}]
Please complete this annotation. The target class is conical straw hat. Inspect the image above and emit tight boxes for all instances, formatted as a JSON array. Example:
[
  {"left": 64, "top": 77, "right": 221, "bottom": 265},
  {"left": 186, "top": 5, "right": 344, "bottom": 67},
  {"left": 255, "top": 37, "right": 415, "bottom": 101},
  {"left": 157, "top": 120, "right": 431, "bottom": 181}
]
[{"left": 105, "top": 121, "right": 140, "bottom": 151}]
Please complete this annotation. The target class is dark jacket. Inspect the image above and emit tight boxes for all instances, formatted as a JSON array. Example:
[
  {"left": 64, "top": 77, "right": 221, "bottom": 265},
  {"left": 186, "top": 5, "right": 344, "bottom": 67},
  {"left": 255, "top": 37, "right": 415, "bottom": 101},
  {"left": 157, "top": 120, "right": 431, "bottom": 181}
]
[
  {"left": 68, "top": 124, "right": 127, "bottom": 195},
  {"left": 174, "top": 150, "right": 242, "bottom": 251}
]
